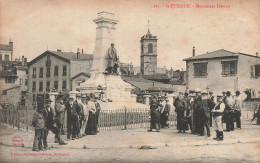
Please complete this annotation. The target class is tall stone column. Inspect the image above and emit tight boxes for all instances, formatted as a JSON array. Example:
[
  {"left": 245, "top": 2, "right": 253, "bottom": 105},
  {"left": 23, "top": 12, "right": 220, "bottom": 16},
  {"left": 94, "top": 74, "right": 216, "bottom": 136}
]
[{"left": 92, "top": 11, "right": 118, "bottom": 72}]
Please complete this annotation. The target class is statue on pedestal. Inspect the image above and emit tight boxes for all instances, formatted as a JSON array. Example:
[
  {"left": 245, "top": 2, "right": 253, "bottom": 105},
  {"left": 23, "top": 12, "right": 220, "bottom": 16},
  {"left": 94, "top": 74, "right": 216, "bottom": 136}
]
[{"left": 106, "top": 43, "right": 120, "bottom": 74}]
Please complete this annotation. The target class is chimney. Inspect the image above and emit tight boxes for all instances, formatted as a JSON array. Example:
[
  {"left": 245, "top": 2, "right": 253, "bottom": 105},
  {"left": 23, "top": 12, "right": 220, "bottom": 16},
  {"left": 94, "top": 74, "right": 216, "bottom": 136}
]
[
  {"left": 22, "top": 56, "right": 24, "bottom": 65},
  {"left": 24, "top": 58, "right": 27, "bottom": 66},
  {"left": 9, "top": 39, "right": 13, "bottom": 62},
  {"left": 256, "top": 52, "right": 259, "bottom": 57},
  {"left": 82, "top": 49, "right": 84, "bottom": 54},
  {"left": 192, "top": 46, "right": 195, "bottom": 57},
  {"left": 57, "top": 49, "right": 61, "bottom": 52},
  {"left": 77, "top": 48, "right": 80, "bottom": 59}
]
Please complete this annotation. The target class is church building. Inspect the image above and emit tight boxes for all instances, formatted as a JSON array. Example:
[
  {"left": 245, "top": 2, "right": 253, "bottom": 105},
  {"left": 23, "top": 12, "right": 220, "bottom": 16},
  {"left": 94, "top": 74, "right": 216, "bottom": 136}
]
[{"left": 140, "top": 28, "right": 158, "bottom": 75}]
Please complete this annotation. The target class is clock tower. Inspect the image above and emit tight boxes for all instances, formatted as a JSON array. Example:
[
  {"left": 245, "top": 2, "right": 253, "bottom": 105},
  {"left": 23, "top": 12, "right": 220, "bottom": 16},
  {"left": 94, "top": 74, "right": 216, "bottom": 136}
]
[{"left": 140, "top": 26, "right": 158, "bottom": 75}]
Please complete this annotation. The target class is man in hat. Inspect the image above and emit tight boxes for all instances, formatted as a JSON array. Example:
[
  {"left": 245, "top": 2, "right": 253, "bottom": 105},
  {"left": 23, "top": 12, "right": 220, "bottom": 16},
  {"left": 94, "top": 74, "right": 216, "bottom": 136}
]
[
  {"left": 207, "top": 91, "right": 216, "bottom": 127},
  {"left": 148, "top": 95, "right": 162, "bottom": 132},
  {"left": 66, "top": 97, "right": 78, "bottom": 140},
  {"left": 42, "top": 99, "right": 59, "bottom": 150},
  {"left": 224, "top": 91, "right": 235, "bottom": 132},
  {"left": 200, "top": 91, "right": 211, "bottom": 137},
  {"left": 173, "top": 92, "right": 188, "bottom": 133},
  {"left": 212, "top": 95, "right": 225, "bottom": 141},
  {"left": 183, "top": 92, "right": 192, "bottom": 131},
  {"left": 234, "top": 91, "right": 242, "bottom": 129},
  {"left": 54, "top": 95, "right": 67, "bottom": 145},
  {"left": 32, "top": 104, "right": 45, "bottom": 151},
  {"left": 192, "top": 88, "right": 202, "bottom": 135},
  {"left": 74, "top": 94, "right": 84, "bottom": 138}
]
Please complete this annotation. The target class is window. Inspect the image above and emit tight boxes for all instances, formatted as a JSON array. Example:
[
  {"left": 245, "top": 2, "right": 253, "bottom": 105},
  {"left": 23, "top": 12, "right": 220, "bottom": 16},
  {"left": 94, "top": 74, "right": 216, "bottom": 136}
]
[
  {"left": 32, "top": 82, "right": 36, "bottom": 92},
  {"left": 5, "top": 78, "right": 15, "bottom": 83},
  {"left": 39, "top": 68, "right": 43, "bottom": 78},
  {"left": 141, "top": 44, "right": 143, "bottom": 54},
  {"left": 54, "top": 66, "right": 58, "bottom": 76},
  {"left": 46, "top": 67, "right": 50, "bottom": 78},
  {"left": 25, "top": 79, "right": 28, "bottom": 86},
  {"left": 54, "top": 81, "right": 58, "bottom": 90},
  {"left": 39, "top": 82, "right": 43, "bottom": 92},
  {"left": 4, "top": 54, "right": 9, "bottom": 61},
  {"left": 32, "top": 68, "right": 36, "bottom": 78},
  {"left": 148, "top": 43, "right": 153, "bottom": 53},
  {"left": 33, "top": 94, "right": 35, "bottom": 102},
  {"left": 62, "top": 80, "right": 67, "bottom": 91},
  {"left": 221, "top": 61, "right": 237, "bottom": 76},
  {"left": 20, "top": 78, "right": 23, "bottom": 85},
  {"left": 46, "top": 54, "right": 51, "bottom": 67},
  {"left": 0, "top": 54, "right": 2, "bottom": 60},
  {"left": 193, "top": 63, "right": 208, "bottom": 77},
  {"left": 251, "top": 64, "right": 260, "bottom": 78},
  {"left": 62, "top": 66, "right": 67, "bottom": 76},
  {"left": 46, "top": 81, "right": 50, "bottom": 92}
]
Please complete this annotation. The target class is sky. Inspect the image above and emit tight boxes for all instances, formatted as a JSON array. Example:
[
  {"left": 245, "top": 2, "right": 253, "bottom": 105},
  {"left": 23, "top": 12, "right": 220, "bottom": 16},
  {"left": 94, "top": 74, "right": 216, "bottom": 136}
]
[{"left": 0, "top": 0, "right": 259, "bottom": 70}]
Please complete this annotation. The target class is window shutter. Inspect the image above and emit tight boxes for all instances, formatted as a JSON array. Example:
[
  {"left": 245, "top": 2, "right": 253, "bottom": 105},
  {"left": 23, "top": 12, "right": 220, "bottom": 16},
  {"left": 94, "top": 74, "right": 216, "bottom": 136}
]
[{"left": 250, "top": 65, "right": 255, "bottom": 78}]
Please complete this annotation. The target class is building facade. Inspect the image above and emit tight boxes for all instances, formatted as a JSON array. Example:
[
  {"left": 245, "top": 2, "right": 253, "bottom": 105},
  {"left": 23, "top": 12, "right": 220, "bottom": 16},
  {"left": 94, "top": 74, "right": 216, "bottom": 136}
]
[
  {"left": 27, "top": 50, "right": 93, "bottom": 106},
  {"left": 183, "top": 49, "right": 260, "bottom": 97},
  {"left": 140, "top": 29, "right": 158, "bottom": 75}
]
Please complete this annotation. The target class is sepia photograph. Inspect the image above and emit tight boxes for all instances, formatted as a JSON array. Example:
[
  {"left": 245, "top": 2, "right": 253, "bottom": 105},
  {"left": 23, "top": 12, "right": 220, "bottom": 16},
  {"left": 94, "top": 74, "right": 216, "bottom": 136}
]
[{"left": 0, "top": 0, "right": 260, "bottom": 162}]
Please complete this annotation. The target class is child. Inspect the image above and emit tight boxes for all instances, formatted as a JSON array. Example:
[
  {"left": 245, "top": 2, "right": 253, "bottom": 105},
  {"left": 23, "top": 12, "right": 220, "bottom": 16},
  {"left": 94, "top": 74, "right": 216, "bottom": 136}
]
[{"left": 32, "top": 107, "right": 45, "bottom": 151}]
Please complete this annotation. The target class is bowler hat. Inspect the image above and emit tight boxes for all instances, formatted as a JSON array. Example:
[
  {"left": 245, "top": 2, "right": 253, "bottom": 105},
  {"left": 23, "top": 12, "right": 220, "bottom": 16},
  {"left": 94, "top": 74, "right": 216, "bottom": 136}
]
[
  {"left": 236, "top": 91, "right": 241, "bottom": 95},
  {"left": 45, "top": 99, "right": 52, "bottom": 103},
  {"left": 201, "top": 90, "right": 208, "bottom": 95},
  {"left": 209, "top": 91, "right": 213, "bottom": 94},
  {"left": 226, "top": 91, "right": 231, "bottom": 96},
  {"left": 184, "top": 92, "right": 189, "bottom": 96}
]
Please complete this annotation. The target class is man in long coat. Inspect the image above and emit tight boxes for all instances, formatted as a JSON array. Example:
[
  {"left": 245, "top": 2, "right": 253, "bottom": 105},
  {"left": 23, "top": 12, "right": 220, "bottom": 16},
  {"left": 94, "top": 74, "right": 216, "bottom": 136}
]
[
  {"left": 148, "top": 96, "right": 162, "bottom": 132},
  {"left": 66, "top": 97, "right": 79, "bottom": 140},
  {"left": 54, "top": 95, "right": 67, "bottom": 145}
]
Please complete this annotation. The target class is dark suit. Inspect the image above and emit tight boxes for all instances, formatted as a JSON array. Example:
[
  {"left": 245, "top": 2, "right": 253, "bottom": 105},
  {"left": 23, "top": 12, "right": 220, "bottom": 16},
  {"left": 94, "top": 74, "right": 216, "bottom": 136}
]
[
  {"left": 42, "top": 106, "right": 59, "bottom": 148},
  {"left": 74, "top": 101, "right": 84, "bottom": 136},
  {"left": 54, "top": 103, "right": 65, "bottom": 142},
  {"left": 66, "top": 102, "right": 79, "bottom": 139}
]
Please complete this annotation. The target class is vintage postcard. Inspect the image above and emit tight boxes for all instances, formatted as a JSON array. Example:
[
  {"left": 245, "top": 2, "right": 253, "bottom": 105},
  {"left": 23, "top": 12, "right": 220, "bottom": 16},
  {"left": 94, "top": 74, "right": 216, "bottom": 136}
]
[{"left": 0, "top": 0, "right": 259, "bottom": 162}]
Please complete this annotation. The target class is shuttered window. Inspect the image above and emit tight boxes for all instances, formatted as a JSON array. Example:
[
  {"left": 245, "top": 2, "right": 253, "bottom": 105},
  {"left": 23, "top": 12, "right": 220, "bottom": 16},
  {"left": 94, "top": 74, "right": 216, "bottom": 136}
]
[
  {"left": 221, "top": 61, "right": 237, "bottom": 75},
  {"left": 193, "top": 62, "right": 208, "bottom": 77}
]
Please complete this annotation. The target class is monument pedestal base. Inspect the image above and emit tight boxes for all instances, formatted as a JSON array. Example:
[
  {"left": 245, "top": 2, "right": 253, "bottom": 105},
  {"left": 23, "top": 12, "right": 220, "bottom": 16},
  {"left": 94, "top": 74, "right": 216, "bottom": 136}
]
[{"left": 78, "top": 72, "right": 148, "bottom": 110}]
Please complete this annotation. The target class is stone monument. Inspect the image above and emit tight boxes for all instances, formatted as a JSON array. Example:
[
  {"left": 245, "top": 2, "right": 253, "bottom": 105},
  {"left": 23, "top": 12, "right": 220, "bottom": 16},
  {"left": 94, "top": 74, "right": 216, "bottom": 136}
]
[{"left": 78, "top": 11, "right": 148, "bottom": 110}]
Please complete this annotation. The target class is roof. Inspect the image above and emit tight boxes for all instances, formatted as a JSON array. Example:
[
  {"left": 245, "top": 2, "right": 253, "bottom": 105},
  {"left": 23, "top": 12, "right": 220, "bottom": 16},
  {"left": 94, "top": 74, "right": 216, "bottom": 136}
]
[
  {"left": 70, "top": 72, "right": 91, "bottom": 80},
  {"left": 183, "top": 49, "right": 260, "bottom": 61},
  {"left": 28, "top": 50, "right": 93, "bottom": 66},
  {"left": 0, "top": 71, "right": 17, "bottom": 78},
  {"left": 0, "top": 44, "right": 12, "bottom": 51},
  {"left": 121, "top": 76, "right": 175, "bottom": 91},
  {"left": 144, "top": 73, "right": 170, "bottom": 80},
  {"left": 2, "top": 85, "right": 21, "bottom": 91}
]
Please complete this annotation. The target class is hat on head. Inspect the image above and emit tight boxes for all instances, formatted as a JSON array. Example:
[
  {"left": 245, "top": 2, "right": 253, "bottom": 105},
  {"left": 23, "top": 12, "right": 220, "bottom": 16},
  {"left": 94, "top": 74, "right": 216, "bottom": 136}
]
[
  {"left": 222, "top": 91, "right": 226, "bottom": 94},
  {"left": 45, "top": 99, "right": 52, "bottom": 103},
  {"left": 201, "top": 90, "right": 208, "bottom": 95},
  {"left": 68, "top": 96, "right": 74, "bottom": 100},
  {"left": 179, "top": 92, "right": 184, "bottom": 95},
  {"left": 217, "top": 94, "right": 223, "bottom": 98},
  {"left": 81, "top": 94, "right": 87, "bottom": 99},
  {"left": 76, "top": 94, "right": 82, "bottom": 98},
  {"left": 236, "top": 91, "right": 241, "bottom": 95},
  {"left": 195, "top": 88, "right": 201, "bottom": 93},
  {"left": 226, "top": 91, "right": 231, "bottom": 96},
  {"left": 184, "top": 92, "right": 189, "bottom": 96},
  {"left": 56, "top": 94, "right": 64, "bottom": 100},
  {"left": 209, "top": 91, "right": 213, "bottom": 94}
]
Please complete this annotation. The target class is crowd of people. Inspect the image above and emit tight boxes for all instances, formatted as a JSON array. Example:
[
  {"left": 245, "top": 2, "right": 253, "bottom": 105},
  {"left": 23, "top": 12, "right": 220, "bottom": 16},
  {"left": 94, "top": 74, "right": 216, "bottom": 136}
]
[
  {"left": 32, "top": 93, "right": 101, "bottom": 151},
  {"left": 148, "top": 89, "right": 243, "bottom": 141}
]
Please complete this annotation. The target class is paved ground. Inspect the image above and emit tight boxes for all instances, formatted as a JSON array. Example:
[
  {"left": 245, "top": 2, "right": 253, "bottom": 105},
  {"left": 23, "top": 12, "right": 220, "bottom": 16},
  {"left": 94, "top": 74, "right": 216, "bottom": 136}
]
[{"left": 0, "top": 120, "right": 260, "bottom": 162}]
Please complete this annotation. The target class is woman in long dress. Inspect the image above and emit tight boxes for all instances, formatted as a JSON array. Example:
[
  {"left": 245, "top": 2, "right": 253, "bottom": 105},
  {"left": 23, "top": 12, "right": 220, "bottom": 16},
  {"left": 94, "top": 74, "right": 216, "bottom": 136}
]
[
  {"left": 85, "top": 96, "right": 97, "bottom": 135},
  {"left": 174, "top": 92, "right": 188, "bottom": 133}
]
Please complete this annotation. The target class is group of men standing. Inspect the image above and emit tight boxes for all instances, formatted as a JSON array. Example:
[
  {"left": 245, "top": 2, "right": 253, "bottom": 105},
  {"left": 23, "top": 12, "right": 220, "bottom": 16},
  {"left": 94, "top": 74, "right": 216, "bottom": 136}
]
[
  {"left": 148, "top": 95, "right": 172, "bottom": 132},
  {"left": 32, "top": 93, "right": 101, "bottom": 151},
  {"left": 173, "top": 89, "right": 243, "bottom": 141}
]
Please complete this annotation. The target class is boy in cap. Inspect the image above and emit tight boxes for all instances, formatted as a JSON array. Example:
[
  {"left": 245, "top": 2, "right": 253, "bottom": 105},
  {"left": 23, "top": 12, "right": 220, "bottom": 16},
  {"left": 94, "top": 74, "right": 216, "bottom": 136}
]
[
  {"left": 32, "top": 105, "right": 45, "bottom": 151},
  {"left": 212, "top": 95, "right": 225, "bottom": 141}
]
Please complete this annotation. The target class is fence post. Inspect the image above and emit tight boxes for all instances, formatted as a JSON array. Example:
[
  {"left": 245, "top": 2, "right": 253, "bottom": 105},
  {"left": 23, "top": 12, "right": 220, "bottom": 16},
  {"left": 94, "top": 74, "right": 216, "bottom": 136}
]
[{"left": 124, "top": 106, "right": 127, "bottom": 130}]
